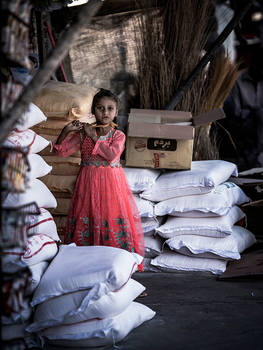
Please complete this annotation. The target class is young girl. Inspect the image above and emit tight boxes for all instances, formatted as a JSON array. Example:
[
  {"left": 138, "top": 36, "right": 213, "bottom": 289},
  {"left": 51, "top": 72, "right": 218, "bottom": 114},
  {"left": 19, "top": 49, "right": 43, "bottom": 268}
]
[{"left": 53, "top": 89, "right": 145, "bottom": 271}]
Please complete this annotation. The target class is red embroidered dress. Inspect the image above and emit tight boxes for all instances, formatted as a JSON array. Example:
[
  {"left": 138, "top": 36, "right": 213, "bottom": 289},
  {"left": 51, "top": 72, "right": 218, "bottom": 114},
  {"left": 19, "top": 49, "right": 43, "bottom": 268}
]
[{"left": 53, "top": 128, "right": 144, "bottom": 270}]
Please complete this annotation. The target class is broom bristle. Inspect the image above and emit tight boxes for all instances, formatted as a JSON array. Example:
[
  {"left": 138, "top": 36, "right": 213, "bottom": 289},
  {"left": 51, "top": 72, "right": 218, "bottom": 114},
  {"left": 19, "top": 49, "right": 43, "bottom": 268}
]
[{"left": 134, "top": 0, "right": 240, "bottom": 160}]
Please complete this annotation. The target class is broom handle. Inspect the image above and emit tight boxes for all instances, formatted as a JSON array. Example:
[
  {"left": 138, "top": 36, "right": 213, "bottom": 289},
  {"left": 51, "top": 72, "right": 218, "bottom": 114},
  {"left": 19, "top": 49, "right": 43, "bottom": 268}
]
[{"left": 165, "top": 0, "right": 253, "bottom": 110}]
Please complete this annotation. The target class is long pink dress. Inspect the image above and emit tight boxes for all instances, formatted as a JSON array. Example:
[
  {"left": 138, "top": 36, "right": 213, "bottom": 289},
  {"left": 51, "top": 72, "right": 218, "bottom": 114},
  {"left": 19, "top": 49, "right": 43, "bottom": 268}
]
[{"left": 53, "top": 128, "right": 144, "bottom": 270}]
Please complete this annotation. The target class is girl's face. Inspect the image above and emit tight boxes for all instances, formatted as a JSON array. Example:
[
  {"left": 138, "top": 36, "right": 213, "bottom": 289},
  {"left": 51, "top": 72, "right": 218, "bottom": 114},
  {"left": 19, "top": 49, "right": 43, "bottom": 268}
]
[{"left": 94, "top": 97, "right": 118, "bottom": 125}]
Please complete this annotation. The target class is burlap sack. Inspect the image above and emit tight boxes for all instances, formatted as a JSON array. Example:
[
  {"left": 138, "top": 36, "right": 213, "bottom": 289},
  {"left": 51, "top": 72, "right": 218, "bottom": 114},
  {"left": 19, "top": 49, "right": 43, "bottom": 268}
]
[
  {"left": 41, "top": 174, "right": 77, "bottom": 194},
  {"left": 52, "top": 215, "right": 67, "bottom": 241},
  {"left": 43, "top": 156, "right": 80, "bottom": 176},
  {"left": 32, "top": 120, "right": 68, "bottom": 136},
  {"left": 33, "top": 81, "right": 97, "bottom": 119},
  {"left": 50, "top": 197, "right": 71, "bottom": 216},
  {"left": 53, "top": 215, "right": 67, "bottom": 239},
  {"left": 57, "top": 229, "right": 64, "bottom": 242},
  {"left": 37, "top": 134, "right": 81, "bottom": 158},
  {"left": 33, "top": 134, "right": 53, "bottom": 156},
  {"left": 53, "top": 215, "right": 67, "bottom": 228}
]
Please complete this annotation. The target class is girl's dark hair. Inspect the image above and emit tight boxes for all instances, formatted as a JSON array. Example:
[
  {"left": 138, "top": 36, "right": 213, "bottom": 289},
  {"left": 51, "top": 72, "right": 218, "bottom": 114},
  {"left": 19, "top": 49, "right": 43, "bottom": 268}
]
[{"left": 91, "top": 88, "right": 119, "bottom": 114}]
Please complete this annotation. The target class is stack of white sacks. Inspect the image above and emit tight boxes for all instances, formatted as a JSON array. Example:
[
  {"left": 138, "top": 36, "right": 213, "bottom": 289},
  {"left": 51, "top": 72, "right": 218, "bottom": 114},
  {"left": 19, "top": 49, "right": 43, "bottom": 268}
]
[
  {"left": 26, "top": 244, "right": 155, "bottom": 347},
  {"left": 2, "top": 103, "right": 61, "bottom": 344},
  {"left": 124, "top": 160, "right": 256, "bottom": 275},
  {"left": 3, "top": 103, "right": 61, "bottom": 289}
]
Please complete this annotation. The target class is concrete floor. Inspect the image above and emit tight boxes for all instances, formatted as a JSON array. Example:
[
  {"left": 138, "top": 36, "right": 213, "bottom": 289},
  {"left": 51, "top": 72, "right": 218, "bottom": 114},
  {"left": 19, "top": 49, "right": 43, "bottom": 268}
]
[{"left": 44, "top": 271, "right": 263, "bottom": 350}]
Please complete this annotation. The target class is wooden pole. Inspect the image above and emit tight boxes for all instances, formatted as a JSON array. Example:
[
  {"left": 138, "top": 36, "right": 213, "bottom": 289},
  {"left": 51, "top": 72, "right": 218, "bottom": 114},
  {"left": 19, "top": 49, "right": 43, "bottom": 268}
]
[
  {"left": 45, "top": 21, "right": 69, "bottom": 82},
  {"left": 35, "top": 10, "right": 45, "bottom": 65},
  {"left": 0, "top": 0, "right": 103, "bottom": 145},
  {"left": 165, "top": 0, "right": 253, "bottom": 110}
]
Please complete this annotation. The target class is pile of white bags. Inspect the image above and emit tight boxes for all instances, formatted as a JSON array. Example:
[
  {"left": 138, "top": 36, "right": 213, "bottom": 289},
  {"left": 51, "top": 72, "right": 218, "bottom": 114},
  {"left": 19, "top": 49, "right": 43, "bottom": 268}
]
[
  {"left": 1, "top": 103, "right": 61, "bottom": 347},
  {"left": 3, "top": 103, "right": 60, "bottom": 295},
  {"left": 124, "top": 160, "right": 257, "bottom": 275},
  {"left": 27, "top": 244, "right": 155, "bottom": 347}
]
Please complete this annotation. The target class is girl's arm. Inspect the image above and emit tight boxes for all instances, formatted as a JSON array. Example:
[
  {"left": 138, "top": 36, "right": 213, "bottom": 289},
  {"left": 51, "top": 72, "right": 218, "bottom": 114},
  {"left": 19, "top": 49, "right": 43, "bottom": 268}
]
[
  {"left": 92, "top": 130, "right": 125, "bottom": 162},
  {"left": 52, "top": 121, "right": 82, "bottom": 157},
  {"left": 56, "top": 121, "right": 82, "bottom": 144},
  {"left": 56, "top": 125, "right": 71, "bottom": 145}
]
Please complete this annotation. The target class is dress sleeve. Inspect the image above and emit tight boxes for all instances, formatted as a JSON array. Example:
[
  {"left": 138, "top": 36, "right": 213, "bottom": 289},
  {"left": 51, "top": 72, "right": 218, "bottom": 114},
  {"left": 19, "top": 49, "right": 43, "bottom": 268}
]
[
  {"left": 92, "top": 130, "right": 125, "bottom": 162},
  {"left": 52, "top": 132, "right": 81, "bottom": 157}
]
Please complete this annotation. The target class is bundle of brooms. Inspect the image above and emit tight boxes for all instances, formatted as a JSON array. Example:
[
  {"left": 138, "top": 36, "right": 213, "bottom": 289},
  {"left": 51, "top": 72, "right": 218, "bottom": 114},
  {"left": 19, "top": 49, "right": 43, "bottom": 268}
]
[{"left": 134, "top": 0, "right": 240, "bottom": 160}]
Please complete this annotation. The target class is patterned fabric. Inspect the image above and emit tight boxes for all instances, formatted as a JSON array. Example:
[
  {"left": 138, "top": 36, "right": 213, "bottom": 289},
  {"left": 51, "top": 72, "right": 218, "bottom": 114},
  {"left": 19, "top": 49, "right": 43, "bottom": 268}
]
[
  {"left": 53, "top": 128, "right": 144, "bottom": 271},
  {"left": 81, "top": 155, "right": 121, "bottom": 168}
]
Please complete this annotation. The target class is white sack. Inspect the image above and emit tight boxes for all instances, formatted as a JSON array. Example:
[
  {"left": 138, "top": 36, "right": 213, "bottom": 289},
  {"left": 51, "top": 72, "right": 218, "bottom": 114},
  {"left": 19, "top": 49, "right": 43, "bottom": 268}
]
[
  {"left": 156, "top": 205, "right": 245, "bottom": 239},
  {"left": 27, "top": 261, "right": 49, "bottom": 295},
  {"left": 14, "top": 103, "right": 47, "bottom": 131},
  {"left": 166, "top": 225, "right": 256, "bottom": 260},
  {"left": 26, "top": 208, "right": 60, "bottom": 242},
  {"left": 27, "top": 154, "right": 52, "bottom": 180},
  {"left": 133, "top": 194, "right": 155, "bottom": 217},
  {"left": 27, "top": 279, "right": 145, "bottom": 332},
  {"left": 38, "top": 302, "right": 155, "bottom": 348},
  {"left": 22, "top": 234, "right": 58, "bottom": 266},
  {"left": 141, "top": 160, "right": 238, "bottom": 202},
  {"left": 123, "top": 167, "right": 161, "bottom": 193},
  {"left": 143, "top": 257, "right": 161, "bottom": 272},
  {"left": 151, "top": 250, "right": 227, "bottom": 274},
  {"left": 155, "top": 182, "right": 250, "bottom": 217},
  {"left": 144, "top": 235, "right": 163, "bottom": 258},
  {"left": 142, "top": 217, "right": 163, "bottom": 236},
  {"left": 3, "top": 178, "right": 57, "bottom": 209},
  {"left": 2, "top": 247, "right": 26, "bottom": 273},
  {"left": 31, "top": 245, "right": 143, "bottom": 307},
  {"left": 3, "top": 129, "right": 49, "bottom": 154},
  {"left": 2, "top": 323, "right": 28, "bottom": 341}
]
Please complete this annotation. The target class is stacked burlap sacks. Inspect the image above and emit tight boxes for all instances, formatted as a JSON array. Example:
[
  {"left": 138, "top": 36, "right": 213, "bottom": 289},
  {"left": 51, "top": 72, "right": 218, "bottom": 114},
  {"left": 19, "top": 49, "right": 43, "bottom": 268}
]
[
  {"left": 136, "top": 160, "right": 257, "bottom": 275},
  {"left": 31, "top": 81, "right": 97, "bottom": 240},
  {"left": 2, "top": 103, "right": 61, "bottom": 345},
  {"left": 26, "top": 244, "right": 155, "bottom": 347}
]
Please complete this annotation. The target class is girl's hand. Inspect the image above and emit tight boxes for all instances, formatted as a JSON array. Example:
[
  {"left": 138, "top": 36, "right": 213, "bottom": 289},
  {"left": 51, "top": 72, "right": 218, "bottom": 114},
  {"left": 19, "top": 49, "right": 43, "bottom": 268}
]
[
  {"left": 64, "top": 120, "right": 83, "bottom": 133},
  {"left": 56, "top": 120, "right": 82, "bottom": 145},
  {"left": 83, "top": 123, "right": 98, "bottom": 142},
  {"left": 83, "top": 123, "right": 94, "bottom": 137}
]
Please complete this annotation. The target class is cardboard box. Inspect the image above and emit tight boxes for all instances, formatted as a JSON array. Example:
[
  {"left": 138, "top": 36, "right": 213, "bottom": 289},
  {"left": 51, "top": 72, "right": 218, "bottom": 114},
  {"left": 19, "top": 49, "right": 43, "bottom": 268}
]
[{"left": 125, "top": 108, "right": 225, "bottom": 170}]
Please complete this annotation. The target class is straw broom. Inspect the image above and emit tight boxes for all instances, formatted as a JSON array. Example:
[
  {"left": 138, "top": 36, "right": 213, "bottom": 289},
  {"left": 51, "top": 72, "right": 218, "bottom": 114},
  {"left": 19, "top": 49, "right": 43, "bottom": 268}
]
[
  {"left": 194, "top": 51, "right": 241, "bottom": 160},
  {"left": 134, "top": 0, "right": 240, "bottom": 160}
]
